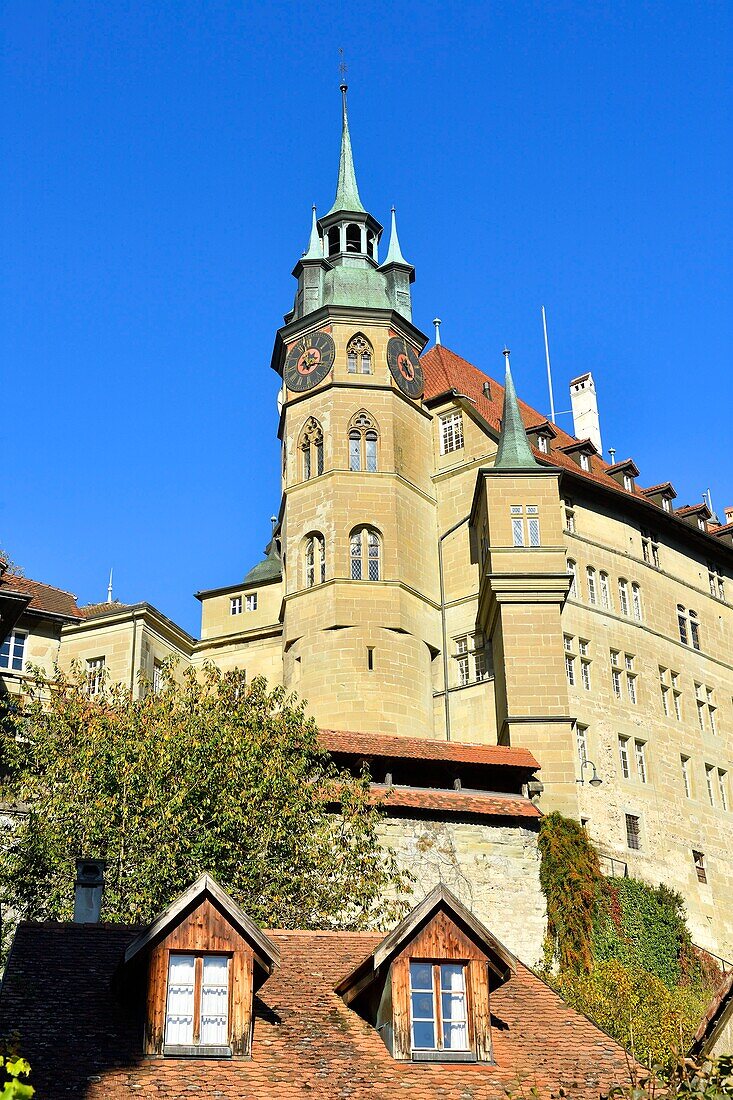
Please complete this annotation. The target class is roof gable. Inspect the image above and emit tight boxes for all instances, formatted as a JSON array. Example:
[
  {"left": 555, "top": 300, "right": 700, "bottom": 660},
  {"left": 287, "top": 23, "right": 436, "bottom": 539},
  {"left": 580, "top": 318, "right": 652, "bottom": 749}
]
[{"left": 124, "top": 873, "right": 279, "bottom": 973}]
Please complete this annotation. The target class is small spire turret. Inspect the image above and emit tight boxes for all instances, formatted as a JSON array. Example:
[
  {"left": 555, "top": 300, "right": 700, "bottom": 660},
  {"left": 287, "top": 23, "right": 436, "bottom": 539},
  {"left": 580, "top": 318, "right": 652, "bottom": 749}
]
[
  {"left": 494, "top": 350, "right": 539, "bottom": 470},
  {"left": 303, "top": 205, "right": 322, "bottom": 260},
  {"left": 384, "top": 206, "right": 409, "bottom": 266}
]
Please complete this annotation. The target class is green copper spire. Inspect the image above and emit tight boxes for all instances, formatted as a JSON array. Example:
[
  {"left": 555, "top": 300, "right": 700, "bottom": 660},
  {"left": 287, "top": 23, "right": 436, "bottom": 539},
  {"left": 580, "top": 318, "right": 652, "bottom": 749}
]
[
  {"left": 383, "top": 206, "right": 409, "bottom": 265},
  {"left": 303, "top": 205, "right": 322, "bottom": 260},
  {"left": 494, "top": 349, "right": 540, "bottom": 470},
  {"left": 327, "top": 83, "right": 366, "bottom": 216}
]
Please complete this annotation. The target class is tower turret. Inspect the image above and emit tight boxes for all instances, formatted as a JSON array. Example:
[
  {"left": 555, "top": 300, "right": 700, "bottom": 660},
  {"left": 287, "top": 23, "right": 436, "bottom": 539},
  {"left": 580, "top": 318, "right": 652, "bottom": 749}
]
[{"left": 380, "top": 207, "right": 415, "bottom": 321}]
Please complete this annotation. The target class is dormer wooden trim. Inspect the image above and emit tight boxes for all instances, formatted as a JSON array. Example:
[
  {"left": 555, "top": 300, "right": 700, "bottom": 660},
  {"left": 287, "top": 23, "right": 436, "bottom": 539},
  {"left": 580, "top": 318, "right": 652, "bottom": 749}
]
[
  {"left": 605, "top": 457, "right": 640, "bottom": 490},
  {"left": 124, "top": 874, "right": 279, "bottom": 972},
  {"left": 336, "top": 885, "right": 516, "bottom": 1064},
  {"left": 640, "top": 482, "right": 677, "bottom": 512},
  {"left": 557, "top": 439, "right": 598, "bottom": 471}
]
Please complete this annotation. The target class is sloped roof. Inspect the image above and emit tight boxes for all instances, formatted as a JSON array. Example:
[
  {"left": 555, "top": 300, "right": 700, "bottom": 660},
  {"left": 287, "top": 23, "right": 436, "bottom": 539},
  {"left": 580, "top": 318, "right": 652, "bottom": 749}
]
[
  {"left": 420, "top": 345, "right": 697, "bottom": 514},
  {"left": 0, "top": 574, "right": 82, "bottom": 620},
  {"left": 0, "top": 918, "right": 632, "bottom": 1099},
  {"left": 371, "top": 785, "right": 541, "bottom": 819},
  {"left": 320, "top": 728, "right": 539, "bottom": 770},
  {"left": 78, "top": 600, "right": 132, "bottom": 619},
  {"left": 689, "top": 969, "right": 733, "bottom": 1057}
]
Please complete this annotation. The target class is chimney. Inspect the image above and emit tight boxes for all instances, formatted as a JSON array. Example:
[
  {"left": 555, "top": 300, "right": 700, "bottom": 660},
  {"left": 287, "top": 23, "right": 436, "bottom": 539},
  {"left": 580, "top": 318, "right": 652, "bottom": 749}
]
[
  {"left": 0, "top": 557, "right": 7, "bottom": 579},
  {"left": 725, "top": 507, "right": 733, "bottom": 525},
  {"left": 569, "top": 373, "right": 603, "bottom": 455},
  {"left": 74, "top": 858, "right": 106, "bottom": 923}
]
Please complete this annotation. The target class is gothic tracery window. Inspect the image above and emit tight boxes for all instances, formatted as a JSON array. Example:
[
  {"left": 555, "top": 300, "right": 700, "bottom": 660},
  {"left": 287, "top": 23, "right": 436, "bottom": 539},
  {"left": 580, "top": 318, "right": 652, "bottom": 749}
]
[
  {"left": 350, "top": 526, "right": 381, "bottom": 581},
  {"left": 348, "top": 410, "right": 378, "bottom": 472},
  {"left": 346, "top": 334, "right": 373, "bottom": 375},
  {"left": 304, "top": 533, "right": 326, "bottom": 588},
  {"left": 299, "top": 417, "right": 324, "bottom": 480}
]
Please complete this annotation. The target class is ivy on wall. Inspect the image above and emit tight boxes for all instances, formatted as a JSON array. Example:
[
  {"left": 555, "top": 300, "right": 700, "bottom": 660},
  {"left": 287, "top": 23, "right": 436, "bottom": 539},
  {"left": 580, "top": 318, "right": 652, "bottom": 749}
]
[{"left": 538, "top": 813, "right": 722, "bottom": 1068}]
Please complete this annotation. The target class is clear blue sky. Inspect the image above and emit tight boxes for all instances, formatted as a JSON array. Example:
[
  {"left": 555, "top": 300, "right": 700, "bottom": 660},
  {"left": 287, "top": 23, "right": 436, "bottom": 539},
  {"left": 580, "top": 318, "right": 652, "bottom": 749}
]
[{"left": 2, "top": 1, "right": 731, "bottom": 635}]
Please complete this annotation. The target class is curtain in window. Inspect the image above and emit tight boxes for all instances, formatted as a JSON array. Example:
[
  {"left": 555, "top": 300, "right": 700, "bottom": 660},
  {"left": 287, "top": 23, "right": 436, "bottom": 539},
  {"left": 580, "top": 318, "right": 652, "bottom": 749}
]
[
  {"left": 440, "top": 964, "right": 468, "bottom": 1049},
  {"left": 165, "top": 955, "right": 195, "bottom": 1045},
  {"left": 200, "top": 957, "right": 229, "bottom": 1045}
]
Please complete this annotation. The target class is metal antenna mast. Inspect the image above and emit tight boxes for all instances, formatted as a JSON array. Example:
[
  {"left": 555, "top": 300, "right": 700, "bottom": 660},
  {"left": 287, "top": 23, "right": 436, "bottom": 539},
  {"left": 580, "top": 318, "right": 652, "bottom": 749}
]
[{"left": 541, "top": 306, "right": 556, "bottom": 424}]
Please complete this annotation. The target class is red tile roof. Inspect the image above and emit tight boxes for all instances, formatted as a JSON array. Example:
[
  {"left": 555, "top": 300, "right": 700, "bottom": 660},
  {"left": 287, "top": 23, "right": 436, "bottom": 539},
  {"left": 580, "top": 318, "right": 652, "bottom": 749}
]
[
  {"left": 78, "top": 600, "right": 131, "bottom": 618},
  {"left": 420, "top": 345, "right": 686, "bottom": 514},
  {"left": 320, "top": 729, "right": 539, "bottom": 769},
  {"left": 371, "top": 784, "right": 541, "bottom": 819},
  {"left": 0, "top": 574, "right": 82, "bottom": 620},
  {"left": 0, "top": 921, "right": 631, "bottom": 1099}
]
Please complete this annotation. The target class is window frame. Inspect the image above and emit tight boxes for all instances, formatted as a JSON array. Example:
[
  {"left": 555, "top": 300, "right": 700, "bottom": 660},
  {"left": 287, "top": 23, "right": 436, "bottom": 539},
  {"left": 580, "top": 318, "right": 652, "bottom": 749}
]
[
  {"left": 87, "top": 656, "right": 106, "bottom": 696},
  {"left": 0, "top": 628, "right": 27, "bottom": 672},
  {"left": 439, "top": 410, "right": 465, "bottom": 456},
  {"left": 350, "top": 526, "right": 381, "bottom": 582},
  {"left": 164, "top": 951, "right": 232, "bottom": 1054},
  {"left": 346, "top": 333, "right": 373, "bottom": 375},
  {"left": 408, "top": 960, "right": 470, "bottom": 1055}
]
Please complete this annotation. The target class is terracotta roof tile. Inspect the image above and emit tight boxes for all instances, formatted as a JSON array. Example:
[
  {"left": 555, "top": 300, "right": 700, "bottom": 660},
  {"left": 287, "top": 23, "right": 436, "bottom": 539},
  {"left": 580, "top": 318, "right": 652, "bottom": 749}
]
[
  {"left": 0, "top": 575, "right": 82, "bottom": 620},
  {"left": 0, "top": 921, "right": 631, "bottom": 1099},
  {"left": 78, "top": 600, "right": 131, "bottom": 618},
  {"left": 320, "top": 729, "right": 539, "bottom": 769},
  {"left": 689, "top": 968, "right": 733, "bottom": 1055},
  {"left": 420, "top": 345, "right": 682, "bottom": 512},
  {"left": 371, "top": 784, "right": 541, "bottom": 819}
]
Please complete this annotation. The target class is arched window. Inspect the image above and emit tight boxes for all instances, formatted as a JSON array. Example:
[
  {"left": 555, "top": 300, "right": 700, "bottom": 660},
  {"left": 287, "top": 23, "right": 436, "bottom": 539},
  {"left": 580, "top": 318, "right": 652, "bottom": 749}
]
[
  {"left": 678, "top": 605, "right": 701, "bottom": 650},
  {"left": 345, "top": 223, "right": 361, "bottom": 253},
  {"left": 567, "top": 559, "right": 577, "bottom": 598},
  {"left": 327, "top": 226, "right": 340, "bottom": 256},
  {"left": 346, "top": 333, "right": 373, "bottom": 375},
  {"left": 599, "top": 571, "right": 611, "bottom": 609},
  {"left": 299, "top": 417, "right": 324, "bottom": 480},
  {"left": 350, "top": 526, "right": 381, "bottom": 581},
  {"left": 586, "top": 566, "right": 597, "bottom": 605},
  {"left": 304, "top": 533, "right": 326, "bottom": 588},
  {"left": 348, "top": 411, "right": 379, "bottom": 472},
  {"left": 632, "top": 582, "right": 643, "bottom": 622},
  {"left": 366, "top": 230, "right": 377, "bottom": 259},
  {"left": 618, "top": 578, "right": 630, "bottom": 616}
]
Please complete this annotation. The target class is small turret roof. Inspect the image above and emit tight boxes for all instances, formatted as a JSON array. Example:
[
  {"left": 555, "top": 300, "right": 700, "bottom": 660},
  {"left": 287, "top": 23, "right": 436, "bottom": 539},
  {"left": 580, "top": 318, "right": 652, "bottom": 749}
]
[
  {"left": 243, "top": 538, "right": 281, "bottom": 585},
  {"left": 494, "top": 354, "right": 540, "bottom": 470}
]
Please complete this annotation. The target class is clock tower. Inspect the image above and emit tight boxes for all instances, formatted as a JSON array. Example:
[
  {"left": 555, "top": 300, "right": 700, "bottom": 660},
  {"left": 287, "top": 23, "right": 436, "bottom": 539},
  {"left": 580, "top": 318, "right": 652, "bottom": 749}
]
[{"left": 271, "top": 85, "right": 442, "bottom": 738}]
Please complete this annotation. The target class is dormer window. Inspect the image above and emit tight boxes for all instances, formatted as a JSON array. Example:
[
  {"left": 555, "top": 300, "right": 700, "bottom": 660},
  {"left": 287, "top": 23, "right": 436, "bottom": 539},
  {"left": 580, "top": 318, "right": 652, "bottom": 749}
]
[
  {"left": 580, "top": 452, "right": 590, "bottom": 472},
  {"left": 409, "top": 961, "right": 468, "bottom": 1053},
  {"left": 125, "top": 874, "right": 279, "bottom": 1060},
  {"left": 538, "top": 435, "right": 549, "bottom": 454},
  {"left": 606, "top": 458, "right": 640, "bottom": 492},
  {"left": 624, "top": 473, "right": 633, "bottom": 491},
  {"left": 558, "top": 440, "right": 597, "bottom": 472},
  {"left": 165, "top": 954, "right": 230, "bottom": 1050},
  {"left": 336, "top": 884, "right": 515, "bottom": 1065},
  {"left": 662, "top": 497, "right": 671, "bottom": 512}
]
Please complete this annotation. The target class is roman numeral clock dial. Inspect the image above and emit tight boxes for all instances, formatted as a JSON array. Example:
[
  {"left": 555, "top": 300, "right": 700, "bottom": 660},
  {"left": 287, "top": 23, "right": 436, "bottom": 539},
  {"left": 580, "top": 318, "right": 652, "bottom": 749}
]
[
  {"left": 387, "top": 336, "right": 424, "bottom": 399},
  {"left": 283, "top": 330, "right": 336, "bottom": 392}
]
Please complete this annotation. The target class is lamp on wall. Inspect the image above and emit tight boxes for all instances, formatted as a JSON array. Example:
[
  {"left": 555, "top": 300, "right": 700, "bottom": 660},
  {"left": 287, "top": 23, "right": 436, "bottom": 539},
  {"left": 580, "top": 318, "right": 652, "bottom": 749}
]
[{"left": 577, "top": 759, "right": 603, "bottom": 787}]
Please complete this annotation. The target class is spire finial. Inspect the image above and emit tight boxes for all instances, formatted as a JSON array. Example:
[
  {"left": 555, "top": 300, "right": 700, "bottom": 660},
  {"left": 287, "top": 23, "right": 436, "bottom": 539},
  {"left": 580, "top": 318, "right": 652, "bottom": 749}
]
[
  {"left": 433, "top": 318, "right": 442, "bottom": 345},
  {"left": 303, "top": 204, "right": 322, "bottom": 259},
  {"left": 107, "top": 567, "right": 113, "bottom": 604},
  {"left": 327, "top": 64, "right": 366, "bottom": 216},
  {"left": 383, "top": 205, "right": 410, "bottom": 266},
  {"left": 494, "top": 349, "right": 540, "bottom": 470}
]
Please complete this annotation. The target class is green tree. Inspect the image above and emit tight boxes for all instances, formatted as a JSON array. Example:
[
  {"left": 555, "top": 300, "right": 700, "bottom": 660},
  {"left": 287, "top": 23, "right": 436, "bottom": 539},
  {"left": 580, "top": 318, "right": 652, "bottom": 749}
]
[
  {"left": 0, "top": 664, "right": 410, "bottom": 954},
  {"left": 0, "top": 1055, "right": 33, "bottom": 1099}
]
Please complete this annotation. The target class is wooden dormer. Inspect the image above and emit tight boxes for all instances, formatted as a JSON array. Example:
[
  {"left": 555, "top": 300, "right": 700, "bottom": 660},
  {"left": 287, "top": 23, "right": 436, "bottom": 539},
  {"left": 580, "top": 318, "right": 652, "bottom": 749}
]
[
  {"left": 558, "top": 438, "right": 598, "bottom": 472},
  {"left": 640, "top": 481, "right": 677, "bottom": 514},
  {"left": 336, "top": 885, "right": 515, "bottom": 1064},
  {"left": 525, "top": 420, "right": 558, "bottom": 456},
  {"left": 606, "top": 457, "right": 640, "bottom": 492},
  {"left": 677, "top": 502, "right": 712, "bottom": 533},
  {"left": 124, "top": 874, "right": 279, "bottom": 1059}
]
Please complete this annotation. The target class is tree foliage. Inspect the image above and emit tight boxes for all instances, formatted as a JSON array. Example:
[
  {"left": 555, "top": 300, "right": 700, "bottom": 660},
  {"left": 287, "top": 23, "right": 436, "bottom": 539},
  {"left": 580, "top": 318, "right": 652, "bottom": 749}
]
[
  {"left": 0, "top": 1055, "right": 33, "bottom": 1100},
  {"left": 0, "top": 663, "right": 411, "bottom": 954}
]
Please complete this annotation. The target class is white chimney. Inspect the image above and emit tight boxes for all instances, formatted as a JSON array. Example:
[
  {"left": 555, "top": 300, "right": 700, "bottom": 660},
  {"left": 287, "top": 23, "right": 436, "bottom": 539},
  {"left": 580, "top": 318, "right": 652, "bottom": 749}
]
[
  {"left": 725, "top": 506, "right": 733, "bottom": 525},
  {"left": 569, "top": 373, "right": 603, "bottom": 455},
  {"left": 74, "top": 858, "right": 106, "bottom": 923}
]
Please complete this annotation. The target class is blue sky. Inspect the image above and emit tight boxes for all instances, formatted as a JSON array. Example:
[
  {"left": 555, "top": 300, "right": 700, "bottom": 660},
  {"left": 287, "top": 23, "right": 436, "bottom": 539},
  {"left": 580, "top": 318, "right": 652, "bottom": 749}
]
[{"left": 2, "top": 0, "right": 731, "bottom": 635}]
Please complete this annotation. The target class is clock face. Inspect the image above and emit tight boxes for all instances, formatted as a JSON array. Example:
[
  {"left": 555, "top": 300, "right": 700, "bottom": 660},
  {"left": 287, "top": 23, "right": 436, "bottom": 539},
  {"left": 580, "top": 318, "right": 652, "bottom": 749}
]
[
  {"left": 387, "top": 336, "right": 424, "bottom": 399},
  {"left": 283, "top": 330, "right": 336, "bottom": 393}
]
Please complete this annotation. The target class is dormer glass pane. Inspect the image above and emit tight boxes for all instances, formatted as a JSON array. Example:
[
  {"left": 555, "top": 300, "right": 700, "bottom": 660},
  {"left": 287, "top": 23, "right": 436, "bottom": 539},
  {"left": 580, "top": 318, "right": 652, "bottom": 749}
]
[
  {"left": 410, "top": 962, "right": 436, "bottom": 1049},
  {"left": 440, "top": 964, "right": 468, "bottom": 1050},
  {"left": 200, "top": 957, "right": 229, "bottom": 1045},
  {"left": 165, "top": 955, "right": 195, "bottom": 1046}
]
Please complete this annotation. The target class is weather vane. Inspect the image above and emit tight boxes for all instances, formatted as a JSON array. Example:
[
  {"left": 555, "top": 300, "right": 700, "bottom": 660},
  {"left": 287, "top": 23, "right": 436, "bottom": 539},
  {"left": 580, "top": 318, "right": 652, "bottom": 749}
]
[{"left": 338, "top": 47, "right": 347, "bottom": 90}]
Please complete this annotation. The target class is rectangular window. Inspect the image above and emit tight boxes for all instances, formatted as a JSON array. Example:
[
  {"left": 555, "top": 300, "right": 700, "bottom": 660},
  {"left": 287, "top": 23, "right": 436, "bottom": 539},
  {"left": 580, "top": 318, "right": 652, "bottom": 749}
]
[
  {"left": 153, "top": 660, "right": 164, "bottom": 694},
  {"left": 576, "top": 724, "right": 588, "bottom": 766},
  {"left": 625, "top": 813, "right": 641, "bottom": 850},
  {"left": 618, "top": 581, "right": 630, "bottom": 616},
  {"left": 165, "top": 954, "right": 229, "bottom": 1050},
  {"left": 87, "top": 657, "right": 105, "bottom": 696},
  {"left": 634, "top": 740, "right": 647, "bottom": 783},
  {"left": 673, "top": 692, "right": 682, "bottom": 721},
  {"left": 440, "top": 412, "right": 464, "bottom": 455},
  {"left": 618, "top": 736, "right": 630, "bottom": 780},
  {"left": 565, "top": 653, "right": 575, "bottom": 687},
  {"left": 409, "top": 961, "right": 468, "bottom": 1052},
  {"left": 632, "top": 584, "right": 643, "bottom": 622},
  {"left": 230, "top": 596, "right": 242, "bottom": 615},
  {"left": 474, "top": 648, "right": 488, "bottom": 682},
  {"left": 567, "top": 560, "right": 577, "bottom": 597},
  {"left": 718, "top": 769, "right": 728, "bottom": 811},
  {"left": 455, "top": 636, "right": 470, "bottom": 687},
  {"left": 565, "top": 505, "right": 576, "bottom": 534},
  {"left": 693, "top": 850, "right": 707, "bottom": 884},
  {"left": 0, "top": 630, "right": 27, "bottom": 672},
  {"left": 661, "top": 685, "right": 670, "bottom": 717},
  {"left": 512, "top": 517, "right": 525, "bottom": 547},
  {"left": 528, "top": 516, "right": 541, "bottom": 547},
  {"left": 581, "top": 660, "right": 591, "bottom": 691},
  {"left": 245, "top": 593, "right": 258, "bottom": 612},
  {"left": 612, "top": 669, "right": 622, "bottom": 699},
  {"left": 599, "top": 572, "right": 611, "bottom": 609},
  {"left": 705, "top": 764, "right": 715, "bottom": 807},
  {"left": 627, "top": 675, "right": 637, "bottom": 705},
  {"left": 681, "top": 755, "right": 691, "bottom": 798}
]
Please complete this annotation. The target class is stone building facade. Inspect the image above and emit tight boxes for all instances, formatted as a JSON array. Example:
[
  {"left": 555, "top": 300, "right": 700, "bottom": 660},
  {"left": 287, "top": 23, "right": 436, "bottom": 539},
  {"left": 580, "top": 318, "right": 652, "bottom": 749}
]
[{"left": 4, "top": 87, "right": 732, "bottom": 966}]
